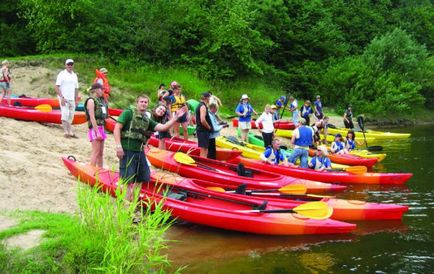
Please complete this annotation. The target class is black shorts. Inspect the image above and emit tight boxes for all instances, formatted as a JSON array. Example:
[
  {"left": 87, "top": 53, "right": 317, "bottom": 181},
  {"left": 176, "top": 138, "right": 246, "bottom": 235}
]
[
  {"left": 197, "top": 131, "right": 210, "bottom": 148},
  {"left": 157, "top": 131, "right": 171, "bottom": 139},
  {"left": 176, "top": 112, "right": 188, "bottom": 123}
]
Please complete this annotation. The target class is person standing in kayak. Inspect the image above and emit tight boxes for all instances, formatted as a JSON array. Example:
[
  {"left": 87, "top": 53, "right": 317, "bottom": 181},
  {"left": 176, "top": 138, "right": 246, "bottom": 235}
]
[
  {"left": 343, "top": 105, "right": 354, "bottom": 129},
  {"left": 308, "top": 146, "right": 332, "bottom": 171},
  {"left": 85, "top": 83, "right": 108, "bottom": 167},
  {"left": 235, "top": 94, "right": 257, "bottom": 142},
  {"left": 313, "top": 95, "right": 323, "bottom": 119},
  {"left": 196, "top": 92, "right": 213, "bottom": 157},
  {"left": 55, "top": 59, "right": 79, "bottom": 138},
  {"left": 260, "top": 139, "right": 290, "bottom": 166},
  {"left": 255, "top": 104, "right": 274, "bottom": 148},
  {"left": 0, "top": 60, "right": 12, "bottom": 105},
  {"left": 114, "top": 95, "right": 186, "bottom": 202},
  {"left": 288, "top": 118, "right": 314, "bottom": 168}
]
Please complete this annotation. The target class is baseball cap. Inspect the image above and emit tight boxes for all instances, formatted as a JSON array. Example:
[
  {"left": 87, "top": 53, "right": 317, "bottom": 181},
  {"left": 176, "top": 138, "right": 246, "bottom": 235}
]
[
  {"left": 241, "top": 94, "right": 249, "bottom": 100},
  {"left": 65, "top": 59, "right": 74, "bottom": 65},
  {"left": 201, "top": 92, "right": 211, "bottom": 98},
  {"left": 91, "top": 83, "right": 103, "bottom": 90}
]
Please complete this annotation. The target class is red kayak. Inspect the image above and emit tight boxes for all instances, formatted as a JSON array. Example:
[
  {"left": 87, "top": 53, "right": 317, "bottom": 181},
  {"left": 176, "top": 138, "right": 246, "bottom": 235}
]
[
  {"left": 232, "top": 118, "right": 295, "bottom": 130},
  {"left": 309, "top": 149, "right": 378, "bottom": 167},
  {"left": 148, "top": 136, "right": 241, "bottom": 161},
  {"left": 229, "top": 157, "right": 412, "bottom": 185},
  {"left": 2, "top": 96, "right": 60, "bottom": 108},
  {"left": 104, "top": 117, "right": 116, "bottom": 132},
  {"left": 0, "top": 104, "right": 87, "bottom": 124},
  {"left": 62, "top": 157, "right": 356, "bottom": 235},
  {"left": 146, "top": 147, "right": 346, "bottom": 193},
  {"left": 161, "top": 176, "right": 408, "bottom": 221}
]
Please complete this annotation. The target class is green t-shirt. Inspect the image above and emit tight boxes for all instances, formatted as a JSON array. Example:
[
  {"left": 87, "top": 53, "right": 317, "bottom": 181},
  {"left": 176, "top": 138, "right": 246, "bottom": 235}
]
[{"left": 117, "top": 109, "right": 157, "bottom": 151}]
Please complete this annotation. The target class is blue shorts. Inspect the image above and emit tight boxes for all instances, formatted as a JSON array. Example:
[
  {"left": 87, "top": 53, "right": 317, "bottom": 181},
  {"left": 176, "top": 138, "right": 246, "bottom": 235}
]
[{"left": 119, "top": 150, "right": 150, "bottom": 184}]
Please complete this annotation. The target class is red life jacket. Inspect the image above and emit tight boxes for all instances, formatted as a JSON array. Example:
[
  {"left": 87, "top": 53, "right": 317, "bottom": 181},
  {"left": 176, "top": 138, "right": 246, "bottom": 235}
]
[{"left": 93, "top": 69, "right": 111, "bottom": 99}]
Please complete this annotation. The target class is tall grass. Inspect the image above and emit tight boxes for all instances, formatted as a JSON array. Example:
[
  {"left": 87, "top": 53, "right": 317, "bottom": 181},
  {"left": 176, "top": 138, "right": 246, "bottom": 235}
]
[{"left": 0, "top": 181, "right": 178, "bottom": 273}]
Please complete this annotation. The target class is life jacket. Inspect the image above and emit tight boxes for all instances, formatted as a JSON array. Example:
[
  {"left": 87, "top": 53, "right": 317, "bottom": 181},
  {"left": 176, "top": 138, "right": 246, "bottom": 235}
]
[
  {"left": 84, "top": 96, "right": 108, "bottom": 128},
  {"left": 346, "top": 139, "right": 356, "bottom": 150},
  {"left": 332, "top": 141, "right": 345, "bottom": 153},
  {"left": 170, "top": 94, "right": 186, "bottom": 112},
  {"left": 93, "top": 69, "right": 111, "bottom": 98},
  {"left": 294, "top": 126, "right": 313, "bottom": 147},
  {"left": 301, "top": 105, "right": 312, "bottom": 118},
  {"left": 311, "top": 156, "right": 330, "bottom": 170},
  {"left": 121, "top": 107, "right": 151, "bottom": 144},
  {"left": 262, "top": 147, "right": 283, "bottom": 165}
]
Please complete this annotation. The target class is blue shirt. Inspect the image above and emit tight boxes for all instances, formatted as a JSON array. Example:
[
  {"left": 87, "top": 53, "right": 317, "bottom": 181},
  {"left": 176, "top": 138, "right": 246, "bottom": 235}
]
[
  {"left": 294, "top": 126, "right": 314, "bottom": 147},
  {"left": 346, "top": 139, "right": 356, "bottom": 150},
  {"left": 235, "top": 103, "right": 254, "bottom": 122},
  {"left": 331, "top": 141, "right": 345, "bottom": 153},
  {"left": 300, "top": 105, "right": 313, "bottom": 118}
]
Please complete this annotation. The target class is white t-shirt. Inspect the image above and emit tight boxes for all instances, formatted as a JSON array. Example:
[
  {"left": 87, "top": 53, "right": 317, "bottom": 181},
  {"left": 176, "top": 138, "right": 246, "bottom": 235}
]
[
  {"left": 56, "top": 69, "right": 79, "bottom": 100},
  {"left": 255, "top": 112, "right": 274, "bottom": 133}
]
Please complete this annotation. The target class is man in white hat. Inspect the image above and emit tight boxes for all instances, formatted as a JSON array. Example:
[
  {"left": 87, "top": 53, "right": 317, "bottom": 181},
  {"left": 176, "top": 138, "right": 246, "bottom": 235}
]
[{"left": 55, "top": 58, "right": 79, "bottom": 138}]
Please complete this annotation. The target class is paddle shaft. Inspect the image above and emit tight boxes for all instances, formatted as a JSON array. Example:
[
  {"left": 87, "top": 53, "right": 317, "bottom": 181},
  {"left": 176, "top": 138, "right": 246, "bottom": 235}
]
[
  {"left": 275, "top": 92, "right": 291, "bottom": 133},
  {"left": 172, "top": 187, "right": 265, "bottom": 208}
]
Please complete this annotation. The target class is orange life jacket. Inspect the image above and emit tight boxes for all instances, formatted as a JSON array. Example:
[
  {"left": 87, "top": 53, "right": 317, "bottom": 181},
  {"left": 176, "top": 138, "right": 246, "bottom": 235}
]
[{"left": 93, "top": 69, "right": 111, "bottom": 99}]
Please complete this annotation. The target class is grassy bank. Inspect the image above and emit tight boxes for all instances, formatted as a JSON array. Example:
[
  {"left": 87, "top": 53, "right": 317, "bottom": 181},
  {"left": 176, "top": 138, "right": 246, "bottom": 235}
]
[{"left": 0, "top": 183, "right": 177, "bottom": 273}]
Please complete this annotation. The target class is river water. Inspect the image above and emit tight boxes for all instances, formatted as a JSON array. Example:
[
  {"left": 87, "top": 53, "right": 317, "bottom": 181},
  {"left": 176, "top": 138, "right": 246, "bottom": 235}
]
[{"left": 166, "top": 125, "right": 434, "bottom": 273}]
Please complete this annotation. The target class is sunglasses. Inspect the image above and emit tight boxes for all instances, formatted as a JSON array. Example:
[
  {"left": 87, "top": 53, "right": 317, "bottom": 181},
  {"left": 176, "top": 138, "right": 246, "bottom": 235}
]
[{"left": 66, "top": 63, "right": 74, "bottom": 66}]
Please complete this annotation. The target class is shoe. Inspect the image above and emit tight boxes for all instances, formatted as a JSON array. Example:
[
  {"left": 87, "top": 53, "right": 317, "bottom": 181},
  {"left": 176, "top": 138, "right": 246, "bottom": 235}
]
[
  {"left": 64, "top": 133, "right": 70, "bottom": 138},
  {"left": 69, "top": 134, "right": 78, "bottom": 139}
]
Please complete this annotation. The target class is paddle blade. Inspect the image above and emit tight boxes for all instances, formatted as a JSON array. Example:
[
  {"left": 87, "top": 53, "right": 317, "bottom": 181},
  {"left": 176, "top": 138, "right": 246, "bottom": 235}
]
[
  {"left": 173, "top": 152, "right": 196, "bottom": 166},
  {"left": 344, "top": 165, "right": 367, "bottom": 174},
  {"left": 35, "top": 104, "right": 52, "bottom": 112},
  {"left": 206, "top": 186, "right": 226, "bottom": 192},
  {"left": 292, "top": 201, "right": 333, "bottom": 220},
  {"left": 278, "top": 184, "right": 307, "bottom": 195}
]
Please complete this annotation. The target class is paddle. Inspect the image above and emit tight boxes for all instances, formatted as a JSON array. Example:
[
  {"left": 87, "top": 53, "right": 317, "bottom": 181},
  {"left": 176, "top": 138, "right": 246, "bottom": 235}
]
[
  {"left": 236, "top": 201, "right": 333, "bottom": 220},
  {"left": 357, "top": 116, "right": 383, "bottom": 152},
  {"left": 274, "top": 93, "right": 291, "bottom": 133},
  {"left": 328, "top": 165, "right": 367, "bottom": 175},
  {"left": 206, "top": 186, "right": 333, "bottom": 200},
  {"left": 34, "top": 104, "right": 52, "bottom": 112},
  {"left": 173, "top": 152, "right": 233, "bottom": 174},
  {"left": 233, "top": 183, "right": 307, "bottom": 195}
]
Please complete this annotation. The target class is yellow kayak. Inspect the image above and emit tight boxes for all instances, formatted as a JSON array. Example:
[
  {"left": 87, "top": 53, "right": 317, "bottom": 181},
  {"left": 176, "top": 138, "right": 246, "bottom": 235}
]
[
  {"left": 216, "top": 136, "right": 262, "bottom": 160},
  {"left": 242, "top": 139, "right": 350, "bottom": 169},
  {"left": 275, "top": 129, "right": 377, "bottom": 143},
  {"left": 327, "top": 127, "right": 411, "bottom": 140},
  {"left": 350, "top": 150, "right": 387, "bottom": 162}
]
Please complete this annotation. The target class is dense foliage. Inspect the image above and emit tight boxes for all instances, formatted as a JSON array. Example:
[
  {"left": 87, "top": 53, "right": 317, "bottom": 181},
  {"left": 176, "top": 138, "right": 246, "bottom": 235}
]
[{"left": 1, "top": 0, "right": 433, "bottom": 115}]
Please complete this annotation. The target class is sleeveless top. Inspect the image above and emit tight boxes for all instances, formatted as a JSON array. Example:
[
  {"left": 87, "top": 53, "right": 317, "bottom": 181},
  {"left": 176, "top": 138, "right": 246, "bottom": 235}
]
[
  {"left": 195, "top": 102, "right": 213, "bottom": 132},
  {"left": 84, "top": 96, "right": 108, "bottom": 128}
]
